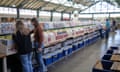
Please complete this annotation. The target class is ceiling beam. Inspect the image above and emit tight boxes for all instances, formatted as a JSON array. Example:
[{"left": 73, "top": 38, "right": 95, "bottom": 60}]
[
  {"left": 0, "top": 4, "right": 70, "bottom": 14},
  {"left": 32, "top": 1, "right": 41, "bottom": 9},
  {"left": 23, "top": 0, "right": 35, "bottom": 8},
  {"left": 79, "top": 0, "right": 100, "bottom": 13},
  {"left": 27, "top": 0, "right": 38, "bottom": 8},
  {"left": 52, "top": 4, "right": 62, "bottom": 11},
  {"left": 6, "top": 0, "right": 14, "bottom": 6},
  {"left": 52, "top": 0, "right": 67, "bottom": 11},
  {"left": 1, "top": 0, "right": 8, "bottom": 5},
  {"left": 61, "top": 7, "right": 72, "bottom": 13},
  {"left": 17, "top": 0, "right": 28, "bottom": 8},
  {"left": 38, "top": 1, "right": 51, "bottom": 10},
  {"left": 79, "top": 11, "right": 120, "bottom": 14},
  {"left": 104, "top": 0, "right": 115, "bottom": 5}
]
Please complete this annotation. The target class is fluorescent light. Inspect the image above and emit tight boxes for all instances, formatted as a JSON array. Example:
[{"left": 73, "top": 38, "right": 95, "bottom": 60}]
[{"left": 12, "top": 5, "right": 16, "bottom": 7}]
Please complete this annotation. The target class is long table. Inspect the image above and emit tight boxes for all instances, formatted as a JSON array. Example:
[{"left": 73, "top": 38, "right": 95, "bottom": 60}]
[
  {"left": 111, "top": 62, "right": 120, "bottom": 71},
  {"left": 111, "top": 55, "right": 120, "bottom": 62}
]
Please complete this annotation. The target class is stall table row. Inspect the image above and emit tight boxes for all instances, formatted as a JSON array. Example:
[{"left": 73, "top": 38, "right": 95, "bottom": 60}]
[
  {"left": 0, "top": 30, "right": 100, "bottom": 72},
  {"left": 43, "top": 31, "right": 100, "bottom": 66}
]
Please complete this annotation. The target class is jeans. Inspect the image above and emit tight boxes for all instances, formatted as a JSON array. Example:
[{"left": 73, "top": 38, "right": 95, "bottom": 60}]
[
  {"left": 105, "top": 28, "right": 110, "bottom": 39},
  {"left": 20, "top": 53, "right": 33, "bottom": 72},
  {"left": 34, "top": 42, "right": 47, "bottom": 72},
  {"left": 99, "top": 29, "right": 103, "bottom": 39}
]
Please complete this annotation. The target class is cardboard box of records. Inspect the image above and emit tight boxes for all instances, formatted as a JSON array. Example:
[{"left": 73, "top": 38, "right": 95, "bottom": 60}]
[{"left": 0, "top": 39, "right": 17, "bottom": 55}]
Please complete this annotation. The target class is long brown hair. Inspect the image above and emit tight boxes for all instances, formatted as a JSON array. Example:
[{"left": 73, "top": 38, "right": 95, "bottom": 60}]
[
  {"left": 31, "top": 18, "right": 44, "bottom": 44},
  {"left": 31, "top": 18, "right": 39, "bottom": 27}
]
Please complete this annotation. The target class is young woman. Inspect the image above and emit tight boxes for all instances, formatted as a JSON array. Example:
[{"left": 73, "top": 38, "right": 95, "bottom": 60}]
[
  {"left": 31, "top": 18, "right": 47, "bottom": 72},
  {"left": 12, "top": 20, "right": 33, "bottom": 72}
]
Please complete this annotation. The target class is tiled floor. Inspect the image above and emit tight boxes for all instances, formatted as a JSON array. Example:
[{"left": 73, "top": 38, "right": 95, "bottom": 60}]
[{"left": 48, "top": 30, "right": 120, "bottom": 72}]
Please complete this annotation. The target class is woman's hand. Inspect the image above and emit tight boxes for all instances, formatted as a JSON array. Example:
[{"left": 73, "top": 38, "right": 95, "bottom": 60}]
[
  {"left": 22, "top": 28, "right": 30, "bottom": 35},
  {"left": 38, "top": 48, "right": 42, "bottom": 52}
]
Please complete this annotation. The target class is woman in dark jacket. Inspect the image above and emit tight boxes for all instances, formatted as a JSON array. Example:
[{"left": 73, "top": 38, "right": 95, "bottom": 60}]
[{"left": 12, "top": 20, "right": 33, "bottom": 72}]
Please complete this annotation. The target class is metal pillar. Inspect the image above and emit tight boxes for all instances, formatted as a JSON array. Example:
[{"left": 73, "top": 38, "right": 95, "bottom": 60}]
[
  {"left": 37, "top": 10, "right": 39, "bottom": 18},
  {"left": 50, "top": 11, "right": 53, "bottom": 21},
  {"left": 109, "top": 13, "right": 110, "bottom": 19},
  {"left": 69, "top": 13, "right": 71, "bottom": 20},
  {"left": 92, "top": 14, "right": 94, "bottom": 20},
  {"left": 17, "top": 8, "right": 20, "bottom": 19},
  {"left": 61, "top": 12, "right": 63, "bottom": 21}
]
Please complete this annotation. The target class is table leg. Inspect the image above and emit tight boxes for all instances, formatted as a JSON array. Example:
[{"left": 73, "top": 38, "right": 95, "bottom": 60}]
[{"left": 3, "top": 57, "right": 7, "bottom": 72}]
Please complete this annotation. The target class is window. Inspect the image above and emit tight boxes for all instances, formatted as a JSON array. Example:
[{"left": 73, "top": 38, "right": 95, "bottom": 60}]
[
  {"left": 94, "top": 14, "right": 109, "bottom": 18},
  {"left": 39, "top": 11, "right": 51, "bottom": 21},
  {"left": 39, "top": 11, "right": 51, "bottom": 16},
  {"left": 20, "top": 9, "right": 36, "bottom": 16},
  {"left": 63, "top": 13, "right": 69, "bottom": 18},
  {"left": 0, "top": 7, "right": 17, "bottom": 14},
  {"left": 53, "top": 12, "right": 61, "bottom": 21},
  {"left": 79, "top": 14, "right": 92, "bottom": 18}
]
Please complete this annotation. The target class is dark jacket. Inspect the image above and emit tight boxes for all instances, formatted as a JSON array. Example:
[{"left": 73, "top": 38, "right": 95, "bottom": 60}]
[{"left": 12, "top": 31, "right": 32, "bottom": 55}]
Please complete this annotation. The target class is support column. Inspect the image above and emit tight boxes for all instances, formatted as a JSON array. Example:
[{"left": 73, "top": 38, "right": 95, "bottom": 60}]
[
  {"left": 69, "top": 13, "right": 71, "bottom": 20},
  {"left": 92, "top": 14, "right": 94, "bottom": 20},
  {"left": 37, "top": 10, "right": 39, "bottom": 18},
  {"left": 61, "top": 12, "right": 63, "bottom": 21},
  {"left": 17, "top": 8, "right": 20, "bottom": 19},
  {"left": 109, "top": 13, "right": 110, "bottom": 19},
  {"left": 50, "top": 11, "right": 53, "bottom": 21}
]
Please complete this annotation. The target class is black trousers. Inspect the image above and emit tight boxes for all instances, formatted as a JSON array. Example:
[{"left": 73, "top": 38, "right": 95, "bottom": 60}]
[
  {"left": 0, "top": 58, "right": 3, "bottom": 72},
  {"left": 7, "top": 54, "right": 22, "bottom": 72},
  {"left": 99, "top": 29, "right": 103, "bottom": 39}
]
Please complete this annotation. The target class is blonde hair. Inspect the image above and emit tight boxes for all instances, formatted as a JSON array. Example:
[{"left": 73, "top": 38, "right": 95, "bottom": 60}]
[{"left": 16, "top": 20, "right": 24, "bottom": 31}]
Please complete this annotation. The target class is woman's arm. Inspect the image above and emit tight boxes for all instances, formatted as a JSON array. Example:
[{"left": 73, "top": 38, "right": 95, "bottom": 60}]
[{"left": 29, "top": 30, "right": 34, "bottom": 34}]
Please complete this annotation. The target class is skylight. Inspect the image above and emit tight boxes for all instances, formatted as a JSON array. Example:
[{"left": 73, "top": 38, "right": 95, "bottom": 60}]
[
  {"left": 44, "top": 0, "right": 88, "bottom": 9},
  {"left": 81, "top": 1, "right": 120, "bottom": 13}
]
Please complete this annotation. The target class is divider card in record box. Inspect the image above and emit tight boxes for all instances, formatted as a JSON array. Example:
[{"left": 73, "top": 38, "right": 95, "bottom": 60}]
[
  {"left": 54, "top": 29, "right": 67, "bottom": 42},
  {"left": 74, "top": 28, "right": 80, "bottom": 37},
  {"left": 76, "top": 27, "right": 84, "bottom": 36},
  {"left": 0, "top": 39, "right": 16, "bottom": 55},
  {"left": 44, "top": 31, "right": 56, "bottom": 46},
  {"left": 66, "top": 28, "right": 73, "bottom": 38},
  {"left": 62, "top": 29, "right": 69, "bottom": 39},
  {"left": 71, "top": 28, "right": 78, "bottom": 38},
  {"left": 70, "top": 21, "right": 77, "bottom": 27},
  {"left": 64, "top": 21, "right": 70, "bottom": 27},
  {"left": 88, "top": 26, "right": 93, "bottom": 33},
  {"left": 91, "top": 26, "right": 96, "bottom": 32},
  {"left": 42, "top": 22, "right": 54, "bottom": 30},
  {"left": 43, "top": 32, "right": 49, "bottom": 46},
  {"left": 53, "top": 22, "right": 65, "bottom": 28}
]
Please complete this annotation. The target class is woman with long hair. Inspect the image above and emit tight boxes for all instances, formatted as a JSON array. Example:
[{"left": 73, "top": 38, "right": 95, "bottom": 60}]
[
  {"left": 12, "top": 20, "right": 33, "bottom": 72},
  {"left": 31, "top": 18, "right": 47, "bottom": 72}
]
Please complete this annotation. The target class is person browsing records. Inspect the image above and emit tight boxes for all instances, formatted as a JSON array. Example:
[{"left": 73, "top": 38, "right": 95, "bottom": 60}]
[{"left": 12, "top": 20, "right": 33, "bottom": 72}]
